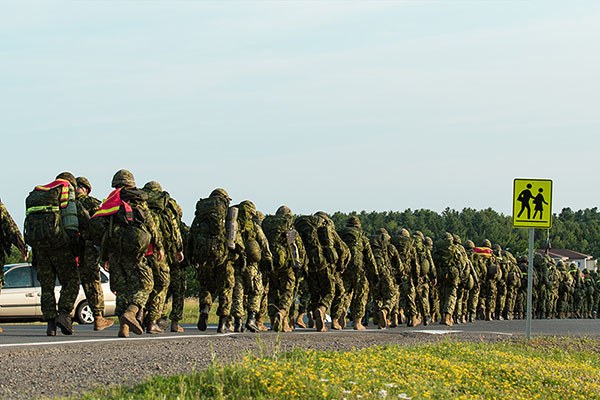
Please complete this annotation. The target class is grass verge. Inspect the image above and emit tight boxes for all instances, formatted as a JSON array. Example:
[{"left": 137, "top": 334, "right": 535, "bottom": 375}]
[{"left": 80, "top": 337, "right": 600, "bottom": 399}]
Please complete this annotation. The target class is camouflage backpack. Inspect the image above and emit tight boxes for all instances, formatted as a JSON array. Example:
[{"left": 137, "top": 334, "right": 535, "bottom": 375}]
[
  {"left": 24, "top": 186, "right": 70, "bottom": 250},
  {"left": 146, "top": 190, "right": 182, "bottom": 262},
  {"left": 294, "top": 215, "right": 325, "bottom": 268},
  {"left": 189, "top": 196, "right": 229, "bottom": 266}
]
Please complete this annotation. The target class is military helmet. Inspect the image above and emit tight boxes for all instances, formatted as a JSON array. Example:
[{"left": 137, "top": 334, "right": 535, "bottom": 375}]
[
  {"left": 444, "top": 232, "right": 454, "bottom": 241},
  {"left": 465, "top": 239, "right": 475, "bottom": 249},
  {"left": 493, "top": 244, "right": 502, "bottom": 251},
  {"left": 400, "top": 228, "right": 410, "bottom": 238},
  {"left": 239, "top": 200, "right": 257, "bottom": 216},
  {"left": 314, "top": 211, "right": 332, "bottom": 224},
  {"left": 76, "top": 176, "right": 92, "bottom": 193},
  {"left": 143, "top": 181, "right": 163, "bottom": 191},
  {"left": 414, "top": 230, "right": 424, "bottom": 239},
  {"left": 210, "top": 188, "right": 231, "bottom": 200},
  {"left": 347, "top": 216, "right": 361, "bottom": 228},
  {"left": 254, "top": 210, "right": 265, "bottom": 223},
  {"left": 482, "top": 239, "right": 492, "bottom": 248},
  {"left": 452, "top": 234, "right": 462, "bottom": 244},
  {"left": 276, "top": 205, "right": 292, "bottom": 217},
  {"left": 56, "top": 172, "right": 77, "bottom": 189},
  {"left": 111, "top": 169, "right": 136, "bottom": 188},
  {"left": 425, "top": 236, "right": 433, "bottom": 246}
]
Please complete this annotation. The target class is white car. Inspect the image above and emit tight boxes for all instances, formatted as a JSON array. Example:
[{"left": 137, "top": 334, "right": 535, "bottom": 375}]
[{"left": 0, "top": 263, "right": 116, "bottom": 324}]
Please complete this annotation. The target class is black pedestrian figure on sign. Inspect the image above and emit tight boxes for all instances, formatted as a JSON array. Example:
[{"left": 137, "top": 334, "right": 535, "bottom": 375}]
[
  {"left": 517, "top": 183, "right": 533, "bottom": 219},
  {"left": 532, "top": 188, "right": 548, "bottom": 220}
]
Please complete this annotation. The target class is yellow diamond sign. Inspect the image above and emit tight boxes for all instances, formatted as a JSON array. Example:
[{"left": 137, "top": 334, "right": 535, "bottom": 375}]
[{"left": 513, "top": 178, "right": 553, "bottom": 228}]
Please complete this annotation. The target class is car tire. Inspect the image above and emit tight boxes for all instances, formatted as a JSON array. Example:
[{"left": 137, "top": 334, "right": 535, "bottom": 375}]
[{"left": 76, "top": 301, "right": 95, "bottom": 325}]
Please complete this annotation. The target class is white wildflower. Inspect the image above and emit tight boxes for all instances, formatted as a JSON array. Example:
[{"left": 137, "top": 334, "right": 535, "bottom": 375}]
[{"left": 379, "top": 389, "right": 388, "bottom": 398}]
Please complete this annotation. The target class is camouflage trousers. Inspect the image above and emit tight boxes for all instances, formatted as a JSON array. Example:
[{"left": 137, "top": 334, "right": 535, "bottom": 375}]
[
  {"left": 402, "top": 278, "right": 418, "bottom": 319},
  {"left": 257, "top": 268, "right": 270, "bottom": 322},
  {"left": 197, "top": 260, "right": 234, "bottom": 317},
  {"left": 267, "top": 266, "right": 296, "bottom": 318},
  {"left": 484, "top": 279, "right": 498, "bottom": 317},
  {"left": 439, "top": 268, "right": 460, "bottom": 315},
  {"left": 349, "top": 271, "right": 369, "bottom": 322},
  {"left": 467, "top": 283, "right": 480, "bottom": 316},
  {"left": 164, "top": 262, "right": 186, "bottom": 323},
  {"left": 504, "top": 284, "right": 519, "bottom": 318},
  {"left": 416, "top": 280, "right": 431, "bottom": 319},
  {"left": 146, "top": 255, "right": 170, "bottom": 322},
  {"left": 495, "top": 280, "right": 507, "bottom": 317},
  {"left": 429, "top": 284, "right": 441, "bottom": 321},
  {"left": 79, "top": 243, "right": 105, "bottom": 317},
  {"left": 306, "top": 264, "right": 335, "bottom": 311},
  {"left": 109, "top": 251, "right": 153, "bottom": 316},
  {"left": 375, "top": 271, "right": 398, "bottom": 314},
  {"left": 232, "top": 262, "right": 263, "bottom": 318},
  {"left": 34, "top": 247, "right": 79, "bottom": 321},
  {"left": 455, "top": 284, "right": 468, "bottom": 319},
  {"left": 330, "top": 270, "right": 348, "bottom": 320}
]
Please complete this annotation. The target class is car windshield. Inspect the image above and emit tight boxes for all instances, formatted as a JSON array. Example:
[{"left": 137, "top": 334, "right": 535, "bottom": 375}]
[{"left": 3, "top": 267, "right": 33, "bottom": 288}]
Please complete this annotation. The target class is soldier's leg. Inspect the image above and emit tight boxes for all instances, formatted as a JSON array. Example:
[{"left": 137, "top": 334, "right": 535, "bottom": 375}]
[
  {"left": 128, "top": 254, "right": 154, "bottom": 311},
  {"left": 35, "top": 250, "right": 59, "bottom": 321},
  {"left": 330, "top": 271, "right": 347, "bottom": 322},
  {"left": 109, "top": 255, "right": 128, "bottom": 317},
  {"left": 231, "top": 265, "right": 246, "bottom": 321},
  {"left": 350, "top": 274, "right": 369, "bottom": 329},
  {"left": 79, "top": 244, "right": 105, "bottom": 317},
  {"left": 55, "top": 251, "right": 80, "bottom": 318},
  {"left": 145, "top": 256, "right": 170, "bottom": 325},
  {"left": 168, "top": 263, "right": 186, "bottom": 324},
  {"left": 215, "top": 260, "right": 235, "bottom": 317},
  {"left": 197, "top": 263, "right": 216, "bottom": 313}
]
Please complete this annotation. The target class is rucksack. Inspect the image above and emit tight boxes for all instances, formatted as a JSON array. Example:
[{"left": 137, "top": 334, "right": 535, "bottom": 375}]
[
  {"left": 146, "top": 191, "right": 182, "bottom": 261},
  {"left": 294, "top": 215, "right": 325, "bottom": 268},
  {"left": 189, "top": 196, "right": 229, "bottom": 266},
  {"left": 24, "top": 186, "right": 69, "bottom": 250}
]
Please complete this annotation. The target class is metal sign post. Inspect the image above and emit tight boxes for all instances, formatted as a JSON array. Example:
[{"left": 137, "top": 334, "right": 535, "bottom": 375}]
[{"left": 526, "top": 228, "right": 534, "bottom": 340}]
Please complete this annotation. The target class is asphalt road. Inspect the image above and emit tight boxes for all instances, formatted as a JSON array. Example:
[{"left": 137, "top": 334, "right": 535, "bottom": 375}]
[
  {"left": 0, "top": 319, "right": 597, "bottom": 399},
  {"left": 0, "top": 318, "right": 598, "bottom": 348}
]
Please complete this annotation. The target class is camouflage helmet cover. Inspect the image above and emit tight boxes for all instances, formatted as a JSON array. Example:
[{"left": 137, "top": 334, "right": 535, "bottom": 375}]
[
  {"left": 400, "top": 228, "right": 410, "bottom": 238},
  {"left": 111, "top": 169, "right": 136, "bottom": 188},
  {"left": 452, "top": 234, "right": 462, "bottom": 244},
  {"left": 210, "top": 188, "right": 231, "bottom": 200},
  {"left": 276, "top": 205, "right": 292, "bottom": 217},
  {"left": 76, "top": 176, "right": 92, "bottom": 193},
  {"left": 482, "top": 239, "right": 492, "bottom": 248},
  {"left": 347, "top": 216, "right": 361, "bottom": 228},
  {"left": 465, "top": 239, "right": 475, "bottom": 249},
  {"left": 143, "top": 181, "right": 163, "bottom": 191}
]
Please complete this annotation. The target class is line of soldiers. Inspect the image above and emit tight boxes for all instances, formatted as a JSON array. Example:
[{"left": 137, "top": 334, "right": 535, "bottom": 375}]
[{"left": 1, "top": 171, "right": 599, "bottom": 337}]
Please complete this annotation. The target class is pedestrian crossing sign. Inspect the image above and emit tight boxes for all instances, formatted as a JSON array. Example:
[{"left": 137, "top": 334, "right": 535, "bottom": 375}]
[{"left": 513, "top": 178, "right": 553, "bottom": 228}]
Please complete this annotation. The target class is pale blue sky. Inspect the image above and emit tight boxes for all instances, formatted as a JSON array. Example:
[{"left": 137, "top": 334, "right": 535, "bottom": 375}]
[{"left": 1, "top": 1, "right": 599, "bottom": 224}]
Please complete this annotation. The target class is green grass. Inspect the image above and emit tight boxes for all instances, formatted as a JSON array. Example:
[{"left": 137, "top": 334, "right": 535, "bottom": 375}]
[{"left": 79, "top": 337, "right": 600, "bottom": 399}]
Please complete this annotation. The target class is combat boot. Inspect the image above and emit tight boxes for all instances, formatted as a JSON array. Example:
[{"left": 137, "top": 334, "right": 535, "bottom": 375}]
[
  {"left": 485, "top": 311, "right": 492, "bottom": 321},
  {"left": 55, "top": 313, "right": 74, "bottom": 335},
  {"left": 256, "top": 316, "right": 269, "bottom": 331},
  {"left": 331, "top": 318, "right": 342, "bottom": 330},
  {"left": 295, "top": 313, "right": 307, "bottom": 329},
  {"left": 46, "top": 320, "right": 57, "bottom": 336},
  {"left": 340, "top": 310, "right": 348, "bottom": 329},
  {"left": 411, "top": 315, "right": 422, "bottom": 328},
  {"left": 443, "top": 313, "right": 453, "bottom": 326},
  {"left": 197, "top": 305, "right": 210, "bottom": 331},
  {"left": 283, "top": 315, "right": 293, "bottom": 332},
  {"left": 94, "top": 315, "right": 114, "bottom": 331},
  {"left": 146, "top": 320, "right": 164, "bottom": 334},
  {"left": 389, "top": 312, "right": 398, "bottom": 328},
  {"left": 245, "top": 312, "right": 259, "bottom": 333},
  {"left": 120, "top": 304, "right": 144, "bottom": 335},
  {"left": 354, "top": 320, "right": 366, "bottom": 331},
  {"left": 118, "top": 323, "right": 129, "bottom": 338},
  {"left": 378, "top": 309, "right": 388, "bottom": 329},
  {"left": 233, "top": 317, "right": 244, "bottom": 333},
  {"left": 424, "top": 315, "right": 431, "bottom": 326},
  {"left": 217, "top": 316, "right": 229, "bottom": 333},
  {"left": 272, "top": 310, "right": 285, "bottom": 332},
  {"left": 398, "top": 309, "right": 406, "bottom": 325},
  {"left": 171, "top": 321, "right": 184, "bottom": 333},
  {"left": 314, "top": 306, "right": 327, "bottom": 332},
  {"left": 307, "top": 312, "right": 315, "bottom": 329},
  {"left": 157, "top": 316, "right": 169, "bottom": 331}
]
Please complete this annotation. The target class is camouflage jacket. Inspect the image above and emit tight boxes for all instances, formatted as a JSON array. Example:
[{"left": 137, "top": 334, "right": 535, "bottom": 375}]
[{"left": 0, "top": 201, "right": 26, "bottom": 265}]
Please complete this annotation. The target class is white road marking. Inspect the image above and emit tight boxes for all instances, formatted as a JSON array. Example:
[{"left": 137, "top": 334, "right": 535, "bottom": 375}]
[
  {"left": 411, "top": 330, "right": 462, "bottom": 335},
  {"left": 0, "top": 332, "right": 236, "bottom": 348}
]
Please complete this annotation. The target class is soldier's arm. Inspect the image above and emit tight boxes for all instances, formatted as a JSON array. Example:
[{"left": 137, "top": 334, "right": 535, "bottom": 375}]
[
  {"left": 140, "top": 202, "right": 164, "bottom": 255},
  {"left": 0, "top": 203, "right": 27, "bottom": 258},
  {"left": 363, "top": 236, "right": 379, "bottom": 281}
]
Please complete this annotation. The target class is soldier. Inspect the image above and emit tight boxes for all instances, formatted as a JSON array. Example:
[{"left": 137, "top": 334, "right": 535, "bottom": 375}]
[
  {"left": 0, "top": 199, "right": 28, "bottom": 333},
  {"left": 315, "top": 212, "right": 350, "bottom": 331},
  {"left": 263, "top": 205, "right": 305, "bottom": 332},
  {"left": 502, "top": 249, "right": 521, "bottom": 320},
  {"left": 533, "top": 253, "right": 550, "bottom": 319},
  {"left": 425, "top": 236, "right": 441, "bottom": 323},
  {"left": 142, "top": 181, "right": 184, "bottom": 334},
  {"left": 479, "top": 239, "right": 500, "bottom": 321},
  {"left": 338, "top": 216, "right": 378, "bottom": 330},
  {"left": 75, "top": 176, "right": 113, "bottom": 331},
  {"left": 94, "top": 169, "right": 164, "bottom": 338},
  {"left": 253, "top": 210, "right": 272, "bottom": 331},
  {"left": 160, "top": 218, "right": 189, "bottom": 332},
  {"left": 413, "top": 231, "right": 435, "bottom": 326},
  {"left": 231, "top": 200, "right": 272, "bottom": 333},
  {"left": 25, "top": 172, "right": 81, "bottom": 336},
  {"left": 452, "top": 234, "right": 471, "bottom": 324},
  {"left": 433, "top": 232, "right": 461, "bottom": 326},
  {"left": 392, "top": 229, "right": 418, "bottom": 327},
  {"left": 370, "top": 228, "right": 399, "bottom": 329},
  {"left": 188, "top": 188, "right": 237, "bottom": 333},
  {"left": 464, "top": 240, "right": 481, "bottom": 322}
]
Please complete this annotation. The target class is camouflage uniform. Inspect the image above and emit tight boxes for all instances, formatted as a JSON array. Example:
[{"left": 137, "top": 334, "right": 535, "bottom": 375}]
[
  {"left": 28, "top": 173, "right": 81, "bottom": 335},
  {"left": 188, "top": 188, "right": 237, "bottom": 333},
  {"left": 370, "top": 228, "right": 399, "bottom": 329},
  {"left": 391, "top": 229, "right": 417, "bottom": 326},
  {"left": 99, "top": 170, "right": 163, "bottom": 337},
  {"left": 433, "top": 232, "right": 461, "bottom": 326},
  {"left": 464, "top": 240, "right": 482, "bottom": 322},
  {"left": 502, "top": 250, "right": 522, "bottom": 320},
  {"left": 0, "top": 200, "right": 27, "bottom": 285},
  {"left": 414, "top": 232, "right": 436, "bottom": 326},
  {"left": 143, "top": 181, "right": 184, "bottom": 333},
  {"left": 555, "top": 261, "right": 572, "bottom": 318},
  {"left": 533, "top": 253, "right": 550, "bottom": 318},
  {"left": 318, "top": 212, "right": 351, "bottom": 330},
  {"left": 480, "top": 239, "right": 500, "bottom": 321},
  {"left": 263, "top": 206, "right": 305, "bottom": 332},
  {"left": 583, "top": 270, "right": 595, "bottom": 319},
  {"left": 164, "top": 220, "right": 189, "bottom": 330},
  {"left": 338, "top": 216, "right": 378, "bottom": 330},
  {"left": 571, "top": 264, "right": 585, "bottom": 318},
  {"left": 231, "top": 200, "right": 272, "bottom": 332},
  {"left": 452, "top": 235, "right": 471, "bottom": 324},
  {"left": 425, "top": 237, "right": 441, "bottom": 323},
  {"left": 75, "top": 177, "right": 112, "bottom": 331},
  {"left": 592, "top": 271, "right": 599, "bottom": 319}
]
